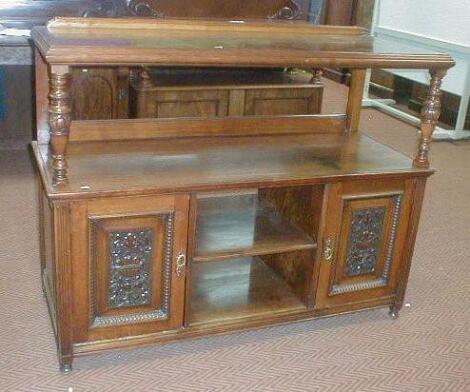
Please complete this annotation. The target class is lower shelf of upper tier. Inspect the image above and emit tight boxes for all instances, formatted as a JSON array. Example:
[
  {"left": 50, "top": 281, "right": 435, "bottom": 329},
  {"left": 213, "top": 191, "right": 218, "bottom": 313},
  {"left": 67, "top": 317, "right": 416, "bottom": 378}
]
[{"left": 33, "top": 132, "right": 430, "bottom": 198}]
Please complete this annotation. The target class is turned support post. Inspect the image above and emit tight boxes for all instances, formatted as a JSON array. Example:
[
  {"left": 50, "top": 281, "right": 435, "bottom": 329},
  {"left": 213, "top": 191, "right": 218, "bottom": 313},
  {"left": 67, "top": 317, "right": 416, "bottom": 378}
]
[
  {"left": 413, "top": 69, "right": 447, "bottom": 168},
  {"left": 311, "top": 69, "right": 323, "bottom": 85},
  {"left": 135, "top": 66, "right": 153, "bottom": 117},
  {"left": 137, "top": 66, "right": 153, "bottom": 89},
  {"left": 346, "top": 69, "right": 367, "bottom": 132},
  {"left": 48, "top": 65, "right": 72, "bottom": 184}
]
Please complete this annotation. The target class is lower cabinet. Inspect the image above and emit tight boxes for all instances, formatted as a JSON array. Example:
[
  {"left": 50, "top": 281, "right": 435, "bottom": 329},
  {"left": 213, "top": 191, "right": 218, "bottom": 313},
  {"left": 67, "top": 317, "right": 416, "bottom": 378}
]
[
  {"left": 70, "top": 194, "right": 189, "bottom": 342},
  {"left": 38, "top": 178, "right": 423, "bottom": 368},
  {"left": 316, "top": 179, "right": 413, "bottom": 310}
]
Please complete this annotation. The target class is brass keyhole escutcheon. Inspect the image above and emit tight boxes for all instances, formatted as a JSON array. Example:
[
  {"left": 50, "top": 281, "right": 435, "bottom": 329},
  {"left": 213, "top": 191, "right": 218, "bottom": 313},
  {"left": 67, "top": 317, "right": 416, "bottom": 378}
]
[
  {"left": 175, "top": 253, "right": 186, "bottom": 277},
  {"left": 323, "top": 239, "right": 334, "bottom": 262}
]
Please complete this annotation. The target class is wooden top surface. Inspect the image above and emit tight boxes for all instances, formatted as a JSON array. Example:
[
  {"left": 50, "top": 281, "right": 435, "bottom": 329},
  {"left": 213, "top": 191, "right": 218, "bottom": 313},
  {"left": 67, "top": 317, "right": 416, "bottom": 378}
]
[
  {"left": 32, "top": 18, "right": 455, "bottom": 69},
  {"left": 33, "top": 133, "right": 432, "bottom": 199}
]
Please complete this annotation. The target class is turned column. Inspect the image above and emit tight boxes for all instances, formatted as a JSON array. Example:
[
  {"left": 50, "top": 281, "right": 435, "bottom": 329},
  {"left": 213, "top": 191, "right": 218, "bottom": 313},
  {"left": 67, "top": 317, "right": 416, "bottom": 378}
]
[
  {"left": 413, "top": 69, "right": 447, "bottom": 168},
  {"left": 48, "top": 65, "right": 72, "bottom": 184},
  {"left": 311, "top": 69, "right": 323, "bottom": 85},
  {"left": 346, "top": 68, "right": 367, "bottom": 132},
  {"left": 135, "top": 66, "right": 153, "bottom": 118}
]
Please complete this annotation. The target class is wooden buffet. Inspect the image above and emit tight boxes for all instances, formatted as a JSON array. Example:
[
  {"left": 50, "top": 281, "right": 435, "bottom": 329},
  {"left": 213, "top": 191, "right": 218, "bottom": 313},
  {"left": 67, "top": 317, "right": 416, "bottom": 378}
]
[{"left": 31, "top": 18, "right": 454, "bottom": 372}]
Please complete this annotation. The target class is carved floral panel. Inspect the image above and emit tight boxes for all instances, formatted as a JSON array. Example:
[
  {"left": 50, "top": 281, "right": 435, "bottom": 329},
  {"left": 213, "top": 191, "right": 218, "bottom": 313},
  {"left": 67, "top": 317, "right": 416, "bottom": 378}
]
[
  {"left": 108, "top": 229, "right": 154, "bottom": 308},
  {"left": 345, "top": 207, "right": 386, "bottom": 277}
]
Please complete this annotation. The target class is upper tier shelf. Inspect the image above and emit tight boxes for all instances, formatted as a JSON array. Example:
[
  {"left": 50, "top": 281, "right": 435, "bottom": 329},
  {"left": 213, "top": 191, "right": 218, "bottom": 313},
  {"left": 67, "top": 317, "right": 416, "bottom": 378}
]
[
  {"left": 33, "top": 132, "right": 433, "bottom": 199},
  {"left": 31, "top": 18, "right": 455, "bottom": 69}
]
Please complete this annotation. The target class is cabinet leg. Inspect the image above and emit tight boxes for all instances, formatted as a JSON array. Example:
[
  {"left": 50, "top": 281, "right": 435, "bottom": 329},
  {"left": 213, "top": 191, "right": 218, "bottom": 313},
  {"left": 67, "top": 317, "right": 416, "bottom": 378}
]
[
  {"left": 60, "top": 363, "right": 72, "bottom": 373},
  {"left": 59, "top": 354, "right": 73, "bottom": 373},
  {"left": 41, "top": 281, "right": 46, "bottom": 298},
  {"left": 388, "top": 305, "right": 399, "bottom": 320}
]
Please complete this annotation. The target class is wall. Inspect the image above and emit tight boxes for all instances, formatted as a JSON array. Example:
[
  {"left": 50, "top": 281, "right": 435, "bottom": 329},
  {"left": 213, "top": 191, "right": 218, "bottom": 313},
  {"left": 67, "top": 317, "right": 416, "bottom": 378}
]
[
  {"left": 378, "top": 0, "right": 470, "bottom": 46},
  {"left": 375, "top": 0, "right": 470, "bottom": 97}
]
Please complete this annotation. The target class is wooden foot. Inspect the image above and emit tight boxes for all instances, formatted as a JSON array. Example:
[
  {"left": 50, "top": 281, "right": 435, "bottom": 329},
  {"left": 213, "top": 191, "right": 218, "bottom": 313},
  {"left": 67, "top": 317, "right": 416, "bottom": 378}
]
[
  {"left": 60, "top": 363, "right": 72, "bottom": 373},
  {"left": 388, "top": 306, "right": 399, "bottom": 320}
]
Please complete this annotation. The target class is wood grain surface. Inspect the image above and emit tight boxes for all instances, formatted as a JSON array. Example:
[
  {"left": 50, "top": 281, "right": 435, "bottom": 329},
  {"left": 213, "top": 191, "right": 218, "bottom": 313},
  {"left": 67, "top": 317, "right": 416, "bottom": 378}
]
[
  {"left": 194, "top": 194, "right": 316, "bottom": 262},
  {"left": 31, "top": 18, "right": 455, "bottom": 69},
  {"left": 33, "top": 132, "right": 432, "bottom": 199}
]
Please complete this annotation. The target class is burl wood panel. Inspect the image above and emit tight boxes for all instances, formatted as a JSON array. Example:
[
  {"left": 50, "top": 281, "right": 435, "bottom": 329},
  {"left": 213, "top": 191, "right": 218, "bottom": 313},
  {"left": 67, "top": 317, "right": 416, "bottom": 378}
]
[
  {"left": 71, "top": 67, "right": 129, "bottom": 120},
  {"left": 244, "top": 87, "right": 322, "bottom": 116},
  {"left": 259, "top": 186, "right": 324, "bottom": 305},
  {"left": 136, "top": 89, "right": 230, "bottom": 118}
]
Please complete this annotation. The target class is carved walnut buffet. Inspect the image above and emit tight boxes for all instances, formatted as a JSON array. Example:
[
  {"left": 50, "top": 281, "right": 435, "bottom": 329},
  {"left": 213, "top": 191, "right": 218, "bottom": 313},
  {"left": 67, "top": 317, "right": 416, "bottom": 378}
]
[{"left": 31, "top": 18, "right": 454, "bottom": 372}]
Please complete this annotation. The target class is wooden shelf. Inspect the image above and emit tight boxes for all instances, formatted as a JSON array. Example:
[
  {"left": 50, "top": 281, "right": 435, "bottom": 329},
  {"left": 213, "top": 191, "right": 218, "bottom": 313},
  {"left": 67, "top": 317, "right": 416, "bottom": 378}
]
[
  {"left": 32, "top": 18, "right": 454, "bottom": 69},
  {"left": 34, "top": 133, "right": 430, "bottom": 198},
  {"left": 194, "top": 193, "right": 316, "bottom": 262},
  {"left": 189, "top": 256, "right": 307, "bottom": 326}
]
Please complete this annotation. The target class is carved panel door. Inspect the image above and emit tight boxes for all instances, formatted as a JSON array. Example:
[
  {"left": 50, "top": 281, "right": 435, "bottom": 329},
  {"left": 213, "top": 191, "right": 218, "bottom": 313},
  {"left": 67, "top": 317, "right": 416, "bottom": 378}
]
[
  {"left": 141, "top": 90, "right": 230, "bottom": 118},
  {"left": 244, "top": 87, "right": 322, "bottom": 116},
  {"left": 316, "top": 179, "right": 412, "bottom": 309},
  {"left": 72, "top": 67, "right": 129, "bottom": 120},
  {"left": 72, "top": 194, "right": 189, "bottom": 342}
]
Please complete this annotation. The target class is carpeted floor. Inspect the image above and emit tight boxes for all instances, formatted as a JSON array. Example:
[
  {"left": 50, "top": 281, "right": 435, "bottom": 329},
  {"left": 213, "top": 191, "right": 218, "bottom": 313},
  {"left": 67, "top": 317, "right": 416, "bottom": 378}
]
[{"left": 0, "top": 80, "right": 469, "bottom": 391}]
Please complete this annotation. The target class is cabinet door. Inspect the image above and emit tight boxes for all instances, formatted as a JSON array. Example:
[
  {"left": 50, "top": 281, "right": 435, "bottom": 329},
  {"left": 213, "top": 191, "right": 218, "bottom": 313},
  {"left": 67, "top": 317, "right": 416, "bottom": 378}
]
[
  {"left": 316, "top": 180, "right": 412, "bottom": 309},
  {"left": 72, "top": 67, "right": 129, "bottom": 120},
  {"left": 72, "top": 195, "right": 189, "bottom": 342},
  {"left": 244, "top": 87, "right": 322, "bottom": 115},
  {"left": 139, "top": 89, "right": 229, "bottom": 118}
]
